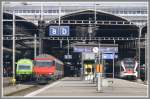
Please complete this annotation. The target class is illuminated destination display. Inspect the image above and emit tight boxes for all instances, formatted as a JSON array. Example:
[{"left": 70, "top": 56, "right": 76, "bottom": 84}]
[
  {"left": 73, "top": 46, "right": 118, "bottom": 53},
  {"left": 102, "top": 53, "right": 118, "bottom": 59}
]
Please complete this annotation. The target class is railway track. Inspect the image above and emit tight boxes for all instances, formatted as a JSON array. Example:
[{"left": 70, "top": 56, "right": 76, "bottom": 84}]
[
  {"left": 4, "top": 80, "right": 54, "bottom": 96},
  {"left": 3, "top": 80, "right": 36, "bottom": 88},
  {"left": 4, "top": 85, "right": 40, "bottom": 96}
]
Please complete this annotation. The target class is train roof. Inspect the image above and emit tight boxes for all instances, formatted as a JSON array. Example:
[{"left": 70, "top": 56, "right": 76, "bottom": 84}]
[
  {"left": 17, "top": 58, "right": 33, "bottom": 61},
  {"left": 35, "top": 54, "right": 55, "bottom": 59},
  {"left": 17, "top": 58, "right": 33, "bottom": 64},
  {"left": 34, "top": 54, "right": 64, "bottom": 65},
  {"left": 122, "top": 58, "right": 135, "bottom": 61}
]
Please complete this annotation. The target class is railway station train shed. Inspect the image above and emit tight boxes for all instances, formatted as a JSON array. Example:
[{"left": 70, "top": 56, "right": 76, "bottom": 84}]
[
  {"left": 3, "top": 12, "right": 38, "bottom": 51},
  {"left": 3, "top": 13, "right": 38, "bottom": 76},
  {"left": 1, "top": 2, "right": 148, "bottom": 97},
  {"left": 44, "top": 10, "right": 146, "bottom": 77},
  {"left": 3, "top": 4, "right": 147, "bottom": 77},
  {"left": 44, "top": 10, "right": 140, "bottom": 55}
]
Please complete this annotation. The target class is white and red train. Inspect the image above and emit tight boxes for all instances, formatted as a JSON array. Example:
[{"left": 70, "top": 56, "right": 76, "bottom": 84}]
[
  {"left": 33, "top": 54, "right": 64, "bottom": 83},
  {"left": 116, "top": 58, "right": 138, "bottom": 79}
]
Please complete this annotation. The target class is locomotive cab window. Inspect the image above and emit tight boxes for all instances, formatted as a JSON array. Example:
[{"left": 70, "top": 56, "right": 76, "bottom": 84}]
[
  {"left": 124, "top": 61, "right": 135, "bottom": 68},
  {"left": 18, "top": 65, "right": 31, "bottom": 70},
  {"left": 34, "top": 61, "right": 54, "bottom": 67}
]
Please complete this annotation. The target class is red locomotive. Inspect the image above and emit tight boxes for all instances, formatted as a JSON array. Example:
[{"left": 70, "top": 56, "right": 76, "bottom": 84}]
[{"left": 33, "top": 54, "right": 64, "bottom": 83}]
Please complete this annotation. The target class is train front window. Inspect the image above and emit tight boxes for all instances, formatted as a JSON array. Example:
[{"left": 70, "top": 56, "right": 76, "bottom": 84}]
[
  {"left": 34, "top": 61, "right": 54, "bottom": 67},
  {"left": 18, "top": 65, "right": 31, "bottom": 70},
  {"left": 124, "top": 61, "right": 134, "bottom": 68}
]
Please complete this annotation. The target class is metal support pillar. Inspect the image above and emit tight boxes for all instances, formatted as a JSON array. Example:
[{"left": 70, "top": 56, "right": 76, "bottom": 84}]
[
  {"left": 58, "top": 3, "right": 61, "bottom": 51},
  {"left": 94, "top": 4, "right": 96, "bottom": 23},
  {"left": 58, "top": 4, "right": 61, "bottom": 26},
  {"left": 138, "top": 26, "right": 142, "bottom": 79},
  {"left": 113, "top": 53, "right": 115, "bottom": 78},
  {"left": 39, "top": 28, "right": 43, "bottom": 54},
  {"left": 1, "top": 2, "right": 4, "bottom": 95},
  {"left": 98, "top": 42, "right": 101, "bottom": 68},
  {"left": 97, "top": 73, "right": 102, "bottom": 91},
  {"left": 113, "top": 40, "right": 115, "bottom": 79},
  {"left": 60, "top": 40, "right": 62, "bottom": 48},
  {"left": 12, "top": 10, "right": 16, "bottom": 85},
  {"left": 145, "top": 34, "right": 147, "bottom": 82},
  {"left": 94, "top": 3, "right": 100, "bottom": 23},
  {"left": 93, "top": 53, "right": 97, "bottom": 83},
  {"left": 67, "top": 40, "right": 69, "bottom": 55},
  {"left": 97, "top": 41, "right": 103, "bottom": 92},
  {"left": 39, "top": 2, "right": 44, "bottom": 54},
  {"left": 40, "top": 2, "right": 43, "bottom": 21},
  {"left": 34, "top": 34, "right": 37, "bottom": 58},
  {"left": 81, "top": 52, "right": 84, "bottom": 80}
]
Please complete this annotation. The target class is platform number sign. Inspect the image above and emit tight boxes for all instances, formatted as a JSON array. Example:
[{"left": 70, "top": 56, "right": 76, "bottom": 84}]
[
  {"left": 49, "top": 26, "right": 70, "bottom": 36},
  {"left": 60, "top": 26, "right": 69, "bottom": 36},
  {"left": 49, "top": 26, "right": 58, "bottom": 36}
]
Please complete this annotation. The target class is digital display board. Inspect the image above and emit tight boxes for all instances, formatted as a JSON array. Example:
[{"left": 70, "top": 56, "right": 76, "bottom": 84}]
[
  {"left": 102, "top": 53, "right": 118, "bottom": 59},
  {"left": 64, "top": 55, "right": 72, "bottom": 59},
  {"left": 73, "top": 46, "right": 118, "bottom": 53}
]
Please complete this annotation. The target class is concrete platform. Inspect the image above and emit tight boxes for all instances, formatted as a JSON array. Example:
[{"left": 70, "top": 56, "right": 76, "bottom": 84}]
[
  {"left": 24, "top": 77, "right": 148, "bottom": 97},
  {"left": 3, "top": 77, "right": 11, "bottom": 87},
  {"left": 3, "top": 83, "right": 34, "bottom": 96}
]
